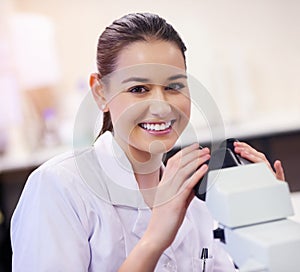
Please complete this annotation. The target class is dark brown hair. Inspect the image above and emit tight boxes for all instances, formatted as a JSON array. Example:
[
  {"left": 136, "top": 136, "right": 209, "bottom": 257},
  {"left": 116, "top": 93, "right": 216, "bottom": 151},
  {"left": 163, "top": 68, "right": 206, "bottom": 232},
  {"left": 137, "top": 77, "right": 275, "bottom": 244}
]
[{"left": 96, "top": 13, "right": 187, "bottom": 137}]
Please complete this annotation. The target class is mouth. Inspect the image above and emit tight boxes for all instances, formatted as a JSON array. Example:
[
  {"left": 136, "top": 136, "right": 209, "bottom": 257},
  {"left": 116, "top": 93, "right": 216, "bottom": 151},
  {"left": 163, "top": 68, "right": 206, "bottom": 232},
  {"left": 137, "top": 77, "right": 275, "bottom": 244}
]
[{"left": 138, "top": 120, "right": 174, "bottom": 132}]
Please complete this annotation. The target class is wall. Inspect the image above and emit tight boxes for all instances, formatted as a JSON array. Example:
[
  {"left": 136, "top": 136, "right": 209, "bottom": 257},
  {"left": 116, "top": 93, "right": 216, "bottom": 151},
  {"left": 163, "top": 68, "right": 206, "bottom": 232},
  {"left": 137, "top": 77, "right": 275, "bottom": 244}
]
[{"left": 7, "top": 0, "right": 300, "bottom": 139}]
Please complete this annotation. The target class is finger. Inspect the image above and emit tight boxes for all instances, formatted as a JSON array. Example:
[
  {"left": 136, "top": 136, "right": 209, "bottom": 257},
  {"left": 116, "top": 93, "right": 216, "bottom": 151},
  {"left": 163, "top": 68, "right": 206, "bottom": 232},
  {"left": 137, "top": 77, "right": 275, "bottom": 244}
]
[
  {"left": 179, "top": 164, "right": 209, "bottom": 195},
  {"left": 167, "top": 143, "right": 199, "bottom": 165},
  {"left": 234, "top": 142, "right": 270, "bottom": 166},
  {"left": 175, "top": 143, "right": 210, "bottom": 158},
  {"left": 164, "top": 145, "right": 210, "bottom": 178},
  {"left": 234, "top": 142, "right": 263, "bottom": 158},
  {"left": 172, "top": 164, "right": 208, "bottom": 205},
  {"left": 176, "top": 148, "right": 210, "bottom": 169},
  {"left": 164, "top": 152, "right": 210, "bottom": 194},
  {"left": 234, "top": 142, "right": 263, "bottom": 159},
  {"left": 162, "top": 155, "right": 209, "bottom": 186},
  {"left": 180, "top": 151, "right": 210, "bottom": 178},
  {"left": 180, "top": 143, "right": 204, "bottom": 156},
  {"left": 274, "top": 160, "right": 285, "bottom": 181},
  {"left": 155, "top": 164, "right": 208, "bottom": 208}
]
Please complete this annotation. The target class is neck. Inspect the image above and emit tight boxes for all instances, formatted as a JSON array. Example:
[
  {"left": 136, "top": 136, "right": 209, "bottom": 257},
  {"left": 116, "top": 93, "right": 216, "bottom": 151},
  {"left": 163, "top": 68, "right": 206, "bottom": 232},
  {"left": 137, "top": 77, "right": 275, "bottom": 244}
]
[
  {"left": 128, "top": 151, "right": 163, "bottom": 188},
  {"left": 134, "top": 166, "right": 161, "bottom": 189},
  {"left": 113, "top": 135, "right": 164, "bottom": 187},
  {"left": 135, "top": 169, "right": 161, "bottom": 208},
  {"left": 113, "top": 133, "right": 164, "bottom": 194}
]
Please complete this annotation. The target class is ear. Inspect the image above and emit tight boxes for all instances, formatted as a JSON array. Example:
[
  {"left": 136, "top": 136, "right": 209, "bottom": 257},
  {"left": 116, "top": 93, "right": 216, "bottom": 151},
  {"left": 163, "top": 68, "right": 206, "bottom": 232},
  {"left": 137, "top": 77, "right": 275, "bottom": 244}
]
[{"left": 90, "top": 73, "right": 109, "bottom": 112}]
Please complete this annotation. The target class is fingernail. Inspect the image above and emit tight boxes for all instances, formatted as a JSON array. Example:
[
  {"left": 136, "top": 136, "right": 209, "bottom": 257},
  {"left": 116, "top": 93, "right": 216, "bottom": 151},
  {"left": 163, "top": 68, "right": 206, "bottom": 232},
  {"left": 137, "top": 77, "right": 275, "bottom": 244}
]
[{"left": 205, "top": 154, "right": 210, "bottom": 160}]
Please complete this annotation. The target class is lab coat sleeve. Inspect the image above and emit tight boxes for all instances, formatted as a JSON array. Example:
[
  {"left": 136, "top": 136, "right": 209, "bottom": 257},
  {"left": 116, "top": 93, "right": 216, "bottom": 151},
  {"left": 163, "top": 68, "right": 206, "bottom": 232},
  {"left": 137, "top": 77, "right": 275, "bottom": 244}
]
[{"left": 11, "top": 165, "right": 91, "bottom": 272}]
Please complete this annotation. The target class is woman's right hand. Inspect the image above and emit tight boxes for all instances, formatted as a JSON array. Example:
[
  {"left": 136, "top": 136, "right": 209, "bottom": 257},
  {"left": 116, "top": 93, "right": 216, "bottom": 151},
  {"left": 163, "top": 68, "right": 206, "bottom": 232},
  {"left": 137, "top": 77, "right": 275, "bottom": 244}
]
[
  {"left": 144, "top": 143, "right": 210, "bottom": 252},
  {"left": 118, "top": 143, "right": 210, "bottom": 272}
]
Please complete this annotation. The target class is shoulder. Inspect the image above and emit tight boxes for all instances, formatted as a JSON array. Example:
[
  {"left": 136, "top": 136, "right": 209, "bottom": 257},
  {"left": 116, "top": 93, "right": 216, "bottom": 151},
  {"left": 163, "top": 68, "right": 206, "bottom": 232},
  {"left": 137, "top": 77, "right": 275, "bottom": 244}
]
[
  {"left": 12, "top": 146, "right": 106, "bottom": 235},
  {"left": 37, "top": 146, "right": 93, "bottom": 174},
  {"left": 29, "top": 146, "right": 94, "bottom": 186},
  {"left": 20, "top": 146, "right": 102, "bottom": 210}
]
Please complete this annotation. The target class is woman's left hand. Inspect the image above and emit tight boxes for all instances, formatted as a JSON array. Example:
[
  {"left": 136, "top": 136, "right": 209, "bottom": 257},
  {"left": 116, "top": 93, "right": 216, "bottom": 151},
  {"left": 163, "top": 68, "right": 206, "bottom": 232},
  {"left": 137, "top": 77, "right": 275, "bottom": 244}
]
[{"left": 234, "top": 141, "right": 285, "bottom": 181}]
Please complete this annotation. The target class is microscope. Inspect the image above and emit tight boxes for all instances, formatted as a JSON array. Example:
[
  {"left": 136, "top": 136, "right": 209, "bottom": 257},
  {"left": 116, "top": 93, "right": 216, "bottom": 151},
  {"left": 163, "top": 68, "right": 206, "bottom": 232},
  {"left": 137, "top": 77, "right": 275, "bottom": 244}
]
[{"left": 195, "top": 139, "right": 300, "bottom": 272}]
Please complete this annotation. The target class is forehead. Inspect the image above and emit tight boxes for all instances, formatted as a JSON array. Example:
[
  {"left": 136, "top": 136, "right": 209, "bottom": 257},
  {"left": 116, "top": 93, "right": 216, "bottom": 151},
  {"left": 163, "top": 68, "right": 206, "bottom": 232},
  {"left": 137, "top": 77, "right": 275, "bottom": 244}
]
[
  {"left": 115, "top": 40, "right": 186, "bottom": 72},
  {"left": 102, "top": 41, "right": 187, "bottom": 91}
]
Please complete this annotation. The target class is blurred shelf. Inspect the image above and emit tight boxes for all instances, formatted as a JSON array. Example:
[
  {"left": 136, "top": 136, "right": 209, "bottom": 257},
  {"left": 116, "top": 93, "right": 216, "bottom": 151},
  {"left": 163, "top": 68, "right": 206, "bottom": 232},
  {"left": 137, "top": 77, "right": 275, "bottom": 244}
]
[
  {"left": 177, "top": 113, "right": 300, "bottom": 147},
  {"left": 0, "top": 145, "right": 70, "bottom": 173}
]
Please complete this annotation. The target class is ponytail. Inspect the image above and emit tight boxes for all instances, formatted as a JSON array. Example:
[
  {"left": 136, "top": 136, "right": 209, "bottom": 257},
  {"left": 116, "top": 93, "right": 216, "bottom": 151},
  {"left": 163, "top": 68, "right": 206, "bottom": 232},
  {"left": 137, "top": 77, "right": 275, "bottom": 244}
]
[{"left": 96, "top": 111, "right": 113, "bottom": 139}]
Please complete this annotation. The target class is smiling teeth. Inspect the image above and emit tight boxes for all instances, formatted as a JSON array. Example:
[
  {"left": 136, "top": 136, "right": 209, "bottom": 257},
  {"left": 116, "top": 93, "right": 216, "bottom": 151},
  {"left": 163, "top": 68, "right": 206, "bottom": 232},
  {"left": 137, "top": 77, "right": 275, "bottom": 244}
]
[{"left": 140, "top": 121, "right": 172, "bottom": 131}]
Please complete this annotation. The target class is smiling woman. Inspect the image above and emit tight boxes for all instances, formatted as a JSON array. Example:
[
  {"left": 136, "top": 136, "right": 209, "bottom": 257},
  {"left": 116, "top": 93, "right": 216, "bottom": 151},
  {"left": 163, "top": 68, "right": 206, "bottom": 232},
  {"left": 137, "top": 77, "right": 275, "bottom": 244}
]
[{"left": 10, "top": 12, "right": 284, "bottom": 272}]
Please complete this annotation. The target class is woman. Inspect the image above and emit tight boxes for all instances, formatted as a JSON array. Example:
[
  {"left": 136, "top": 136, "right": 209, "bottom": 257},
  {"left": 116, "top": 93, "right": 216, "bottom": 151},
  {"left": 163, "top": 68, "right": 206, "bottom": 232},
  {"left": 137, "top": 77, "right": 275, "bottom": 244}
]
[{"left": 11, "top": 13, "right": 285, "bottom": 271}]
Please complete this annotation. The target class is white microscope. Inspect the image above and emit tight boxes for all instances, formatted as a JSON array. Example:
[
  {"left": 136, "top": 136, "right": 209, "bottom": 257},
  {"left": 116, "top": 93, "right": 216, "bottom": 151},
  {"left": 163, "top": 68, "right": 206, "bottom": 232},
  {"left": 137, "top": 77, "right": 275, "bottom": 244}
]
[{"left": 195, "top": 139, "right": 300, "bottom": 272}]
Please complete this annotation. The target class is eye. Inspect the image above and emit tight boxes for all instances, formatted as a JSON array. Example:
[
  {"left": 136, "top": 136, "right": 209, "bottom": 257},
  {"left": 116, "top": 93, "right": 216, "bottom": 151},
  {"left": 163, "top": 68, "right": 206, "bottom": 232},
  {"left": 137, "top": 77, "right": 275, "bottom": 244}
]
[
  {"left": 165, "top": 82, "right": 185, "bottom": 91},
  {"left": 128, "top": 85, "right": 149, "bottom": 94}
]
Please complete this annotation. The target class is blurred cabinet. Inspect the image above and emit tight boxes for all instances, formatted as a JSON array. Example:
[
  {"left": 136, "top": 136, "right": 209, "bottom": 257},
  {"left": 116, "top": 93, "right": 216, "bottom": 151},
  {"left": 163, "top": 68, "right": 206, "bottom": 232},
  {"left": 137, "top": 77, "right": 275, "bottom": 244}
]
[
  {"left": 241, "top": 130, "right": 300, "bottom": 192},
  {"left": 0, "top": 166, "right": 37, "bottom": 272}
]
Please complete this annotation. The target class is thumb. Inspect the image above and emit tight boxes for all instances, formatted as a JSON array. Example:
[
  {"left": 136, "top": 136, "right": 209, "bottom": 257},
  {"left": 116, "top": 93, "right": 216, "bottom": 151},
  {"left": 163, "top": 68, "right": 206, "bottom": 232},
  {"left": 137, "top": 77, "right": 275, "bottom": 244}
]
[{"left": 274, "top": 160, "right": 285, "bottom": 181}]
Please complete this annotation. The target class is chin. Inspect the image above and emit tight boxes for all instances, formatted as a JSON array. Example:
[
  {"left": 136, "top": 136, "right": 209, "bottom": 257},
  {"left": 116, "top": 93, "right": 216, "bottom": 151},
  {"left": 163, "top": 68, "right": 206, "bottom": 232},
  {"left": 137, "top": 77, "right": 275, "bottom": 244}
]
[{"left": 147, "top": 138, "right": 177, "bottom": 154}]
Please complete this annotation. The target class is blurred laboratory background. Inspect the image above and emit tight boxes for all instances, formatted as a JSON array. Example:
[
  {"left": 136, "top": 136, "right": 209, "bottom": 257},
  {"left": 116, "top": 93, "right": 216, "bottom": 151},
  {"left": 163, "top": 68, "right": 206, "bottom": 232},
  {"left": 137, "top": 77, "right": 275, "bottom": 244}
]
[{"left": 0, "top": 0, "right": 300, "bottom": 271}]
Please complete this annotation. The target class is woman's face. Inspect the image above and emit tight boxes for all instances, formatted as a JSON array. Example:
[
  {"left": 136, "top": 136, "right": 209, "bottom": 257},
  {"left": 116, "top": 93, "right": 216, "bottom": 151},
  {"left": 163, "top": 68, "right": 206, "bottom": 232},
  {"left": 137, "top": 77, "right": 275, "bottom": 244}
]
[{"left": 104, "top": 40, "right": 190, "bottom": 162}]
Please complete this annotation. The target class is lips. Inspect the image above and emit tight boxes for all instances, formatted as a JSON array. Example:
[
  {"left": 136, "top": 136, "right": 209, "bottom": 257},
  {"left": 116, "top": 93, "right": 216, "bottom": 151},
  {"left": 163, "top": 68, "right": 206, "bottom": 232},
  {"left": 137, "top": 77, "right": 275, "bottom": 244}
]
[{"left": 139, "top": 121, "right": 173, "bottom": 132}]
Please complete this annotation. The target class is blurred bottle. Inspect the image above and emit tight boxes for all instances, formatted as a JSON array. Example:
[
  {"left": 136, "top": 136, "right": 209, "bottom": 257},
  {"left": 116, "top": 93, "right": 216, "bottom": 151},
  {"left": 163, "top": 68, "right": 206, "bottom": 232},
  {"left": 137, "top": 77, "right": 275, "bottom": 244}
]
[
  {"left": 0, "top": 129, "right": 8, "bottom": 155},
  {"left": 41, "top": 108, "right": 60, "bottom": 147}
]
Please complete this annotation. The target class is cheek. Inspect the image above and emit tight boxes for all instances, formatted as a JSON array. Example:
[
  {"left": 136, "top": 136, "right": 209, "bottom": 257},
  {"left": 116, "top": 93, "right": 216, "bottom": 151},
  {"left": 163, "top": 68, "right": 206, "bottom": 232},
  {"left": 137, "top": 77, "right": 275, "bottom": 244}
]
[
  {"left": 108, "top": 99, "right": 142, "bottom": 134},
  {"left": 174, "top": 96, "right": 191, "bottom": 121},
  {"left": 108, "top": 94, "right": 129, "bottom": 121},
  {"left": 110, "top": 108, "right": 132, "bottom": 140}
]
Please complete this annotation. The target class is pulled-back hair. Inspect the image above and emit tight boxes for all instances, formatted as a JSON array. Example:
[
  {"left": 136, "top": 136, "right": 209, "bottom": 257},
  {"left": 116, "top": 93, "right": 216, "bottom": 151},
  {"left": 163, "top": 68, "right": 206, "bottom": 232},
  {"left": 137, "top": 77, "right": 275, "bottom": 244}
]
[{"left": 96, "top": 13, "right": 187, "bottom": 136}]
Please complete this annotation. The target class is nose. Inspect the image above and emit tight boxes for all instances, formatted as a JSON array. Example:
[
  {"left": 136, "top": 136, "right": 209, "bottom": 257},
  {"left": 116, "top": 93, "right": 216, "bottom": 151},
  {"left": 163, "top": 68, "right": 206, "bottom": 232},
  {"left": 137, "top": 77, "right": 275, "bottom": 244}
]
[{"left": 149, "top": 88, "right": 171, "bottom": 118}]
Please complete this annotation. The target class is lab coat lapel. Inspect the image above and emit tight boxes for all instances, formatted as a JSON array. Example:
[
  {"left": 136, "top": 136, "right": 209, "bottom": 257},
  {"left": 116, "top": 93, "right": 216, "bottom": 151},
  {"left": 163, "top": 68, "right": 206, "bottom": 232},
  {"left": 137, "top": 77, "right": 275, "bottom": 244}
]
[
  {"left": 172, "top": 215, "right": 193, "bottom": 251},
  {"left": 162, "top": 216, "right": 193, "bottom": 261},
  {"left": 132, "top": 208, "right": 151, "bottom": 239},
  {"left": 131, "top": 208, "right": 193, "bottom": 260}
]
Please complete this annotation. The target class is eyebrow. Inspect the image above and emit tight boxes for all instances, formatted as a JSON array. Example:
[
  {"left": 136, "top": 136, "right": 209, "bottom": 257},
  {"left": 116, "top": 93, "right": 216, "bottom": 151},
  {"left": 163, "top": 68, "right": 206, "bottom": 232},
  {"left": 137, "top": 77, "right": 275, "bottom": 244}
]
[
  {"left": 167, "top": 74, "right": 187, "bottom": 81},
  {"left": 121, "top": 77, "right": 150, "bottom": 84},
  {"left": 121, "top": 74, "right": 187, "bottom": 84}
]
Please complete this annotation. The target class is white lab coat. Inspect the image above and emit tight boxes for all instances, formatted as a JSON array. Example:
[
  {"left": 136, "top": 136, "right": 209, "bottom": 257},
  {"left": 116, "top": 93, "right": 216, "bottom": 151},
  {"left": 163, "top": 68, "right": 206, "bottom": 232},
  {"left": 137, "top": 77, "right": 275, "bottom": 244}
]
[{"left": 11, "top": 131, "right": 235, "bottom": 271}]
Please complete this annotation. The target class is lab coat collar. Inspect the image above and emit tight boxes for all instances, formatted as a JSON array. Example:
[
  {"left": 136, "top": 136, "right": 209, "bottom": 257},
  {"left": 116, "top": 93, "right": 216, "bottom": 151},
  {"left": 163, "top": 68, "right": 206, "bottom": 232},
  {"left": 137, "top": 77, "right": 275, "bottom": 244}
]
[
  {"left": 93, "top": 131, "right": 145, "bottom": 208},
  {"left": 93, "top": 131, "right": 165, "bottom": 209},
  {"left": 94, "top": 132, "right": 138, "bottom": 189}
]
